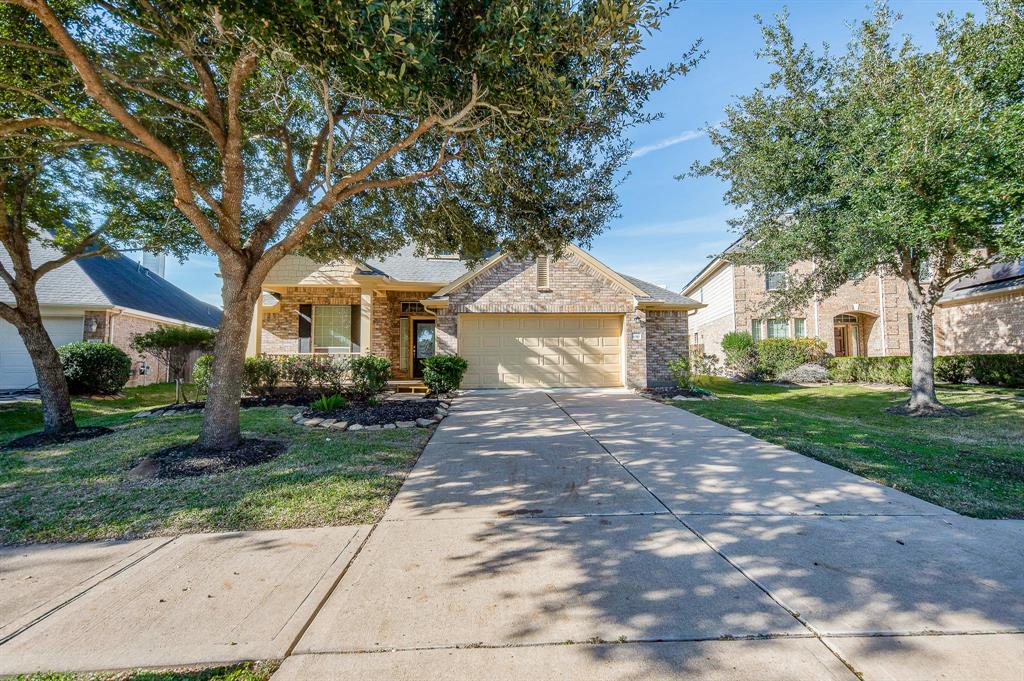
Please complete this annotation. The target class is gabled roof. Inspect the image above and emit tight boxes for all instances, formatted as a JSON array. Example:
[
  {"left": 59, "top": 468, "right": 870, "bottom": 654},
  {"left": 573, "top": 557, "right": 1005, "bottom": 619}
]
[
  {"left": 425, "top": 244, "right": 702, "bottom": 310},
  {"left": 1, "top": 239, "right": 221, "bottom": 328},
  {"left": 363, "top": 245, "right": 470, "bottom": 284},
  {"left": 940, "top": 258, "right": 1024, "bottom": 303},
  {"left": 682, "top": 236, "right": 746, "bottom": 296}
]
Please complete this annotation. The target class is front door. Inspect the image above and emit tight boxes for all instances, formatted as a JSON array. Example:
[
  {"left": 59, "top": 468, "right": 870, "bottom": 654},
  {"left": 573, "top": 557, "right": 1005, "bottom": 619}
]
[
  {"left": 413, "top": 320, "right": 436, "bottom": 378},
  {"left": 834, "top": 326, "right": 849, "bottom": 357}
]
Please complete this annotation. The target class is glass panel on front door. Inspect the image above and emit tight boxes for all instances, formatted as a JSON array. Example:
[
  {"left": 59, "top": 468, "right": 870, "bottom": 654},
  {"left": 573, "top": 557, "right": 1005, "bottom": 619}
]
[{"left": 413, "top": 321, "right": 435, "bottom": 378}]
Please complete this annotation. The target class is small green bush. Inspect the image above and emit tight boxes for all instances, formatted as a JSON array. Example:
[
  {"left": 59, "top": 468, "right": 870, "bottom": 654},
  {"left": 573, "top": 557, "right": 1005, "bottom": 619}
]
[
  {"left": 311, "top": 393, "right": 347, "bottom": 411},
  {"left": 278, "top": 355, "right": 350, "bottom": 393},
  {"left": 192, "top": 354, "right": 214, "bottom": 394},
  {"left": 349, "top": 355, "right": 391, "bottom": 400},
  {"left": 242, "top": 356, "right": 280, "bottom": 396},
  {"left": 722, "top": 331, "right": 757, "bottom": 372},
  {"left": 668, "top": 356, "right": 692, "bottom": 389},
  {"left": 756, "top": 338, "right": 827, "bottom": 380},
  {"left": 935, "top": 355, "right": 971, "bottom": 384},
  {"left": 421, "top": 355, "right": 469, "bottom": 394},
  {"left": 58, "top": 342, "right": 132, "bottom": 395},
  {"left": 969, "top": 354, "right": 1024, "bottom": 388}
]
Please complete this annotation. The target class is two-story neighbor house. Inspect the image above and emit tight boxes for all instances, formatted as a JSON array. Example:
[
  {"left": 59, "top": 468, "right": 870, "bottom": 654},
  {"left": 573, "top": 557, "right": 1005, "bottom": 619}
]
[
  {"left": 247, "top": 245, "right": 702, "bottom": 389},
  {"left": 682, "top": 240, "right": 1024, "bottom": 361}
]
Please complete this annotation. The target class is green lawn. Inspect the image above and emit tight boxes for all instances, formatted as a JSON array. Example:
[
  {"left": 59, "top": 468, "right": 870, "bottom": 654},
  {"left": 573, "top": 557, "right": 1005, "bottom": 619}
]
[
  {"left": 13, "top": 661, "right": 277, "bottom": 681},
  {"left": 0, "top": 384, "right": 429, "bottom": 544},
  {"left": 672, "top": 378, "right": 1024, "bottom": 519},
  {"left": 0, "top": 383, "right": 186, "bottom": 441}
]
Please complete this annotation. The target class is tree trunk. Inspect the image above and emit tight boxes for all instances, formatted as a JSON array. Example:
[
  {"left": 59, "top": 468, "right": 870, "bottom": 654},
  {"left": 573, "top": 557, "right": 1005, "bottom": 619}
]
[
  {"left": 906, "top": 300, "right": 944, "bottom": 414},
  {"left": 196, "top": 277, "right": 259, "bottom": 450},
  {"left": 18, "top": 320, "right": 77, "bottom": 434}
]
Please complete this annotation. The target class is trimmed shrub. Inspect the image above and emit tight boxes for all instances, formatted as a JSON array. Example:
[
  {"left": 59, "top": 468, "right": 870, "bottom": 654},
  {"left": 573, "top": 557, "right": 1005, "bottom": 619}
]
[
  {"left": 277, "top": 354, "right": 350, "bottom": 393},
  {"left": 777, "top": 362, "right": 829, "bottom": 384},
  {"left": 192, "top": 354, "right": 214, "bottom": 394},
  {"left": 242, "top": 356, "right": 280, "bottom": 396},
  {"left": 668, "top": 356, "right": 692, "bottom": 389},
  {"left": 756, "top": 338, "right": 827, "bottom": 380},
  {"left": 349, "top": 355, "right": 391, "bottom": 400},
  {"left": 58, "top": 342, "right": 132, "bottom": 395},
  {"left": 827, "top": 356, "right": 912, "bottom": 386},
  {"left": 935, "top": 355, "right": 971, "bottom": 384},
  {"left": 722, "top": 331, "right": 757, "bottom": 372},
  {"left": 422, "top": 355, "right": 469, "bottom": 394},
  {"left": 969, "top": 354, "right": 1024, "bottom": 388}
]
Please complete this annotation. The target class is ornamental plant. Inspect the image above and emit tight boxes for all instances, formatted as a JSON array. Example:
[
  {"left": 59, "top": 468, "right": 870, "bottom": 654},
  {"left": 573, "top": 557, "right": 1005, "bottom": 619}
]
[
  {"left": 58, "top": 342, "right": 131, "bottom": 395},
  {"left": 421, "top": 355, "right": 469, "bottom": 394}
]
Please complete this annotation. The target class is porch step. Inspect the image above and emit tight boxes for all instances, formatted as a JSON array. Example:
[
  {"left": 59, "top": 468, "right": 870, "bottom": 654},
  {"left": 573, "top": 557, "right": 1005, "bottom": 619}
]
[{"left": 389, "top": 381, "right": 430, "bottom": 395}]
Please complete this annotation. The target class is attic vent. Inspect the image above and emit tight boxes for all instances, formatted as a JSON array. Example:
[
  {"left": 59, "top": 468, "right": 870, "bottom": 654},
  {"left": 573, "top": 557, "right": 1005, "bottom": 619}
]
[{"left": 536, "top": 254, "right": 550, "bottom": 290}]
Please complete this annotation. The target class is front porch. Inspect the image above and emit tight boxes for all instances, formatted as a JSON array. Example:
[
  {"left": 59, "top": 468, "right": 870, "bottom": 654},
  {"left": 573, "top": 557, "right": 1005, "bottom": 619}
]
[{"left": 248, "top": 283, "right": 443, "bottom": 382}]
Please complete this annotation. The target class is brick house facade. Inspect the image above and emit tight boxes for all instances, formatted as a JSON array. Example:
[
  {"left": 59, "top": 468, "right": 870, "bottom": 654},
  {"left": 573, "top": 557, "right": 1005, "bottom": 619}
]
[
  {"left": 251, "top": 245, "right": 702, "bottom": 389},
  {"left": 684, "top": 245, "right": 1024, "bottom": 361}
]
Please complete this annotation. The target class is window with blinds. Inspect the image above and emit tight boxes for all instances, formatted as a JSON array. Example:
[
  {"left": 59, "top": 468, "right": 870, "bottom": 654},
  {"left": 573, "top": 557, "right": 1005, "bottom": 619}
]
[{"left": 313, "top": 305, "right": 353, "bottom": 353}]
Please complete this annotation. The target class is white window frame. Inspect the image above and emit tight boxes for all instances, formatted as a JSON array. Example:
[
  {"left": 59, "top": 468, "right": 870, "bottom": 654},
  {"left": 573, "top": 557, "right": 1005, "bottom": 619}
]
[
  {"left": 313, "top": 305, "right": 354, "bottom": 354},
  {"left": 765, "top": 270, "right": 786, "bottom": 291},
  {"left": 767, "top": 317, "right": 789, "bottom": 339}
]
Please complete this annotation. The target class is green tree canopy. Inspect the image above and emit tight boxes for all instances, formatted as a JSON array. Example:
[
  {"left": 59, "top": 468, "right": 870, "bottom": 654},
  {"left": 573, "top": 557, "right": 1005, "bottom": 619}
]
[
  {"left": 691, "top": 1, "right": 1024, "bottom": 414},
  {"left": 2, "top": 0, "right": 700, "bottom": 447}
]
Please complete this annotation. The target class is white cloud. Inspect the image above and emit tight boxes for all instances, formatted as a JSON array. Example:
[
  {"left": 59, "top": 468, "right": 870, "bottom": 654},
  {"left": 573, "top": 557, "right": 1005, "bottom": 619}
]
[{"left": 630, "top": 129, "right": 705, "bottom": 159}]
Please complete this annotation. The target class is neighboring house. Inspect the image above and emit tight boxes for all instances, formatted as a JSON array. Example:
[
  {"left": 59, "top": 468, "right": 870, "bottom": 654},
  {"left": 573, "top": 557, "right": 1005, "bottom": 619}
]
[
  {"left": 0, "top": 240, "right": 222, "bottom": 391},
  {"left": 248, "top": 244, "right": 702, "bottom": 389},
  {"left": 683, "top": 240, "right": 1024, "bottom": 361},
  {"left": 934, "top": 258, "right": 1024, "bottom": 355}
]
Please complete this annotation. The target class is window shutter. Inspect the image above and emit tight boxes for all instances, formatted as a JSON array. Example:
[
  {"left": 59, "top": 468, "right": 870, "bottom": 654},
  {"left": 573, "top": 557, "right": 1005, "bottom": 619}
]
[
  {"left": 351, "top": 304, "right": 361, "bottom": 352},
  {"left": 298, "top": 304, "right": 312, "bottom": 353},
  {"left": 536, "top": 255, "right": 550, "bottom": 289}
]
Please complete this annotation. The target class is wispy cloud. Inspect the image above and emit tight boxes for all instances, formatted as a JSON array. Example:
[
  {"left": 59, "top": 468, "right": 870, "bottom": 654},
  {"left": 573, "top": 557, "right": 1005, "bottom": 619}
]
[{"left": 630, "top": 128, "right": 705, "bottom": 159}]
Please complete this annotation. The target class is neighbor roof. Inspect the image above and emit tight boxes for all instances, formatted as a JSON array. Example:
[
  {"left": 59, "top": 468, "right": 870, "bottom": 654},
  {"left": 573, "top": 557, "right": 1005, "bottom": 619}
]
[
  {"left": 363, "top": 245, "right": 470, "bottom": 284},
  {"left": 618, "top": 273, "right": 701, "bottom": 307},
  {"left": 682, "top": 236, "right": 746, "bottom": 295},
  {"left": 940, "top": 258, "right": 1024, "bottom": 303},
  {"left": 1, "top": 239, "right": 222, "bottom": 328}
]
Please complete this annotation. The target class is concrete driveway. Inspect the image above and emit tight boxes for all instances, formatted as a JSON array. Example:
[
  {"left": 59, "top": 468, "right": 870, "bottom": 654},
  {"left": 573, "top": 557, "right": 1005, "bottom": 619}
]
[{"left": 277, "top": 390, "right": 1024, "bottom": 680}]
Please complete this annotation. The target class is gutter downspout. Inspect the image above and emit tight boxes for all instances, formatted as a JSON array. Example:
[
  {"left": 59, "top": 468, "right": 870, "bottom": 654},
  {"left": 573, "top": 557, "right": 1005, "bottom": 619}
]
[{"left": 878, "top": 274, "right": 888, "bottom": 356}]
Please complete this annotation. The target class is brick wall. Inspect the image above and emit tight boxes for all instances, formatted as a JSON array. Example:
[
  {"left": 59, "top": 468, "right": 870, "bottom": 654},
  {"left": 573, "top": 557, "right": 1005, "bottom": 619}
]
[
  {"left": 374, "top": 289, "right": 437, "bottom": 375},
  {"left": 260, "top": 286, "right": 362, "bottom": 354},
  {"left": 644, "top": 310, "right": 689, "bottom": 387},
  {"left": 935, "top": 290, "right": 1024, "bottom": 355},
  {"left": 108, "top": 313, "right": 167, "bottom": 387},
  {"left": 733, "top": 264, "right": 913, "bottom": 357},
  {"left": 692, "top": 313, "right": 733, "bottom": 362}
]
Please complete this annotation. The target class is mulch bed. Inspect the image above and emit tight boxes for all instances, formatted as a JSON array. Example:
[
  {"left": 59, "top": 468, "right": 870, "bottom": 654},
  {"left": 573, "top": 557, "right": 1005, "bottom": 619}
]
[
  {"left": 138, "top": 438, "right": 289, "bottom": 479},
  {"left": 638, "top": 387, "right": 716, "bottom": 401},
  {"left": 306, "top": 399, "right": 440, "bottom": 425},
  {"left": 4, "top": 425, "right": 113, "bottom": 450}
]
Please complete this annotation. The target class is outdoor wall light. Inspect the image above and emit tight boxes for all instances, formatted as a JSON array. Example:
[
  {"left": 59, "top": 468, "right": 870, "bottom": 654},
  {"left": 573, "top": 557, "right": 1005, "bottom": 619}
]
[{"left": 85, "top": 318, "right": 98, "bottom": 334}]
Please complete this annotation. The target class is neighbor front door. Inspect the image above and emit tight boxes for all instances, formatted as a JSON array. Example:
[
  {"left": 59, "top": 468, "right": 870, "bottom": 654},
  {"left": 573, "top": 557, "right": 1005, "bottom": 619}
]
[
  {"left": 413, "top": 320, "right": 436, "bottom": 378},
  {"left": 834, "top": 326, "right": 848, "bottom": 357}
]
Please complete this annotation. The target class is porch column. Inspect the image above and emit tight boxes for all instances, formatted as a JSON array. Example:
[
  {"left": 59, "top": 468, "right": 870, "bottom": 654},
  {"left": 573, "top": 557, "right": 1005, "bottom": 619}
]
[
  {"left": 360, "top": 286, "right": 373, "bottom": 355},
  {"left": 245, "top": 298, "right": 262, "bottom": 357}
]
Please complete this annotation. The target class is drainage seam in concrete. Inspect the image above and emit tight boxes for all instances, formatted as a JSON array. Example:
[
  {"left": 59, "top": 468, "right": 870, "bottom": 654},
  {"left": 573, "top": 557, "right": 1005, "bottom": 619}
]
[
  {"left": 546, "top": 393, "right": 865, "bottom": 680},
  {"left": 0, "top": 536, "right": 177, "bottom": 646},
  {"left": 282, "top": 523, "right": 380, "bottom": 658}
]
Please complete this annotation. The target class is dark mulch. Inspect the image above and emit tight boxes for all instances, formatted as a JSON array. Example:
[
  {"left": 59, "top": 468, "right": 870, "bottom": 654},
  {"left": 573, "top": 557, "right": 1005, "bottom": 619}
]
[
  {"left": 307, "top": 399, "right": 439, "bottom": 425},
  {"left": 4, "top": 425, "right": 113, "bottom": 450},
  {"left": 144, "top": 438, "right": 289, "bottom": 478},
  {"left": 886, "top": 403, "right": 970, "bottom": 417},
  {"left": 639, "top": 387, "right": 716, "bottom": 401},
  {"left": 159, "top": 393, "right": 311, "bottom": 415}
]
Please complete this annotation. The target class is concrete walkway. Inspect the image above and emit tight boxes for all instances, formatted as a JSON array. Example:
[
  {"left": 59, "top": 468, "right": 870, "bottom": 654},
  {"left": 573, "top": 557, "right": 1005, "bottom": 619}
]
[
  {"left": 2, "top": 390, "right": 1021, "bottom": 679},
  {"left": 277, "top": 390, "right": 1024, "bottom": 680}
]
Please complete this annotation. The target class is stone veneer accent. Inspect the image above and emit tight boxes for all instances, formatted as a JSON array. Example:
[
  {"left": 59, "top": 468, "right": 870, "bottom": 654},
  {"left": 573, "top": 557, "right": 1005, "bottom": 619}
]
[{"left": 436, "top": 254, "right": 687, "bottom": 389}]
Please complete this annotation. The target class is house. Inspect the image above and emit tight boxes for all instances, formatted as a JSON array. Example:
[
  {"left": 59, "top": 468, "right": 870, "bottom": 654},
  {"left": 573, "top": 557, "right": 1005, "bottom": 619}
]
[
  {"left": 682, "top": 240, "right": 1024, "bottom": 360},
  {"left": 934, "top": 259, "right": 1024, "bottom": 355},
  {"left": 0, "top": 240, "right": 222, "bottom": 391},
  {"left": 247, "top": 244, "right": 702, "bottom": 389}
]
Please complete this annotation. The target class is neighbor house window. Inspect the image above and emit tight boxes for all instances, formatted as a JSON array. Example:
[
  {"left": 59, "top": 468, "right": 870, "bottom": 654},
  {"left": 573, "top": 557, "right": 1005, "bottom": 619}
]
[
  {"left": 751, "top": 319, "right": 762, "bottom": 342},
  {"left": 767, "top": 318, "right": 789, "bottom": 339},
  {"left": 765, "top": 270, "right": 785, "bottom": 291},
  {"left": 313, "top": 305, "right": 353, "bottom": 353},
  {"left": 793, "top": 318, "right": 806, "bottom": 338},
  {"left": 536, "top": 254, "right": 551, "bottom": 289}
]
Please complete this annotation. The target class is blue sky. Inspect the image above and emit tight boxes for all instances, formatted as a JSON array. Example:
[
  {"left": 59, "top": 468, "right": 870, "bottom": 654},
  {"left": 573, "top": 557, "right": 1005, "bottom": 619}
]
[{"left": 164, "top": 0, "right": 982, "bottom": 306}]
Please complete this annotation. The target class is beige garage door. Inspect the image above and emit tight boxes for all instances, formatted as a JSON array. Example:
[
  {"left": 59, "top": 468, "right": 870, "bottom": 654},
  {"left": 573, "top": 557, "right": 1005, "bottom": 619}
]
[{"left": 459, "top": 314, "right": 623, "bottom": 389}]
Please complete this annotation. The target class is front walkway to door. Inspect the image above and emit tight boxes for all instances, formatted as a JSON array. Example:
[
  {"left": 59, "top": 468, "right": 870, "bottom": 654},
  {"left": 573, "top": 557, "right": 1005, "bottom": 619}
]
[{"left": 276, "top": 390, "right": 1024, "bottom": 680}]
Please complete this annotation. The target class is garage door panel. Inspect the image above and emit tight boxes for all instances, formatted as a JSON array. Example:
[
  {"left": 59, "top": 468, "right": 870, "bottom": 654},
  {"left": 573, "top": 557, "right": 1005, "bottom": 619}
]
[
  {"left": 0, "top": 316, "right": 84, "bottom": 390},
  {"left": 459, "top": 314, "right": 623, "bottom": 389}
]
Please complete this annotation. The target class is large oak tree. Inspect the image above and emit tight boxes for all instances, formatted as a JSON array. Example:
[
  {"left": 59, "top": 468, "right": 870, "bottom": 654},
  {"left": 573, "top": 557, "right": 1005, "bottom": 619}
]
[
  {"left": 2, "top": 0, "right": 699, "bottom": 448},
  {"left": 691, "top": 2, "right": 1023, "bottom": 414}
]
